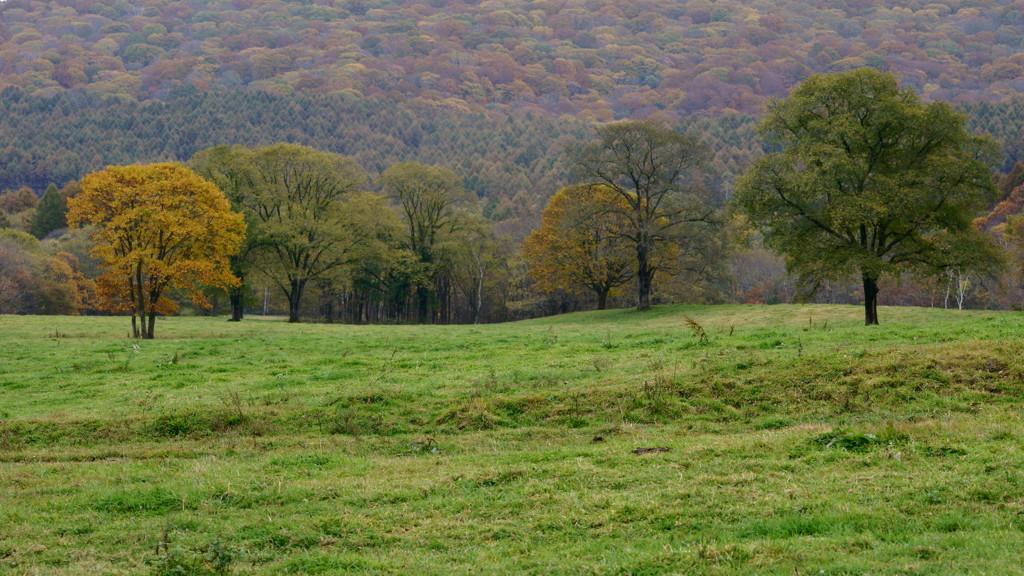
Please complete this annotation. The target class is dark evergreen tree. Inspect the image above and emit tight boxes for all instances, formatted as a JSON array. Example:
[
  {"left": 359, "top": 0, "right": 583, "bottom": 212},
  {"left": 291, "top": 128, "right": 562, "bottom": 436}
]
[{"left": 30, "top": 184, "right": 67, "bottom": 239}]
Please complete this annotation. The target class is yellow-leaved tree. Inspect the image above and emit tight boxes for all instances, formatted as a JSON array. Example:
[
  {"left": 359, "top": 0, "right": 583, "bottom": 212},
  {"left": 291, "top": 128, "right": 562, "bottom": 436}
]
[
  {"left": 523, "top": 184, "right": 635, "bottom": 310},
  {"left": 67, "top": 163, "right": 246, "bottom": 339}
]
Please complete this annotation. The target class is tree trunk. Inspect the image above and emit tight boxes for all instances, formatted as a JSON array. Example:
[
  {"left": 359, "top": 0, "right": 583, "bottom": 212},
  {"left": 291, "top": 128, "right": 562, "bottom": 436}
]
[
  {"left": 439, "top": 275, "right": 453, "bottom": 324},
  {"left": 636, "top": 244, "right": 653, "bottom": 311},
  {"left": 131, "top": 314, "right": 139, "bottom": 340},
  {"left": 597, "top": 289, "right": 608, "bottom": 310},
  {"left": 473, "top": 267, "right": 484, "bottom": 324},
  {"left": 943, "top": 273, "right": 951, "bottom": 310},
  {"left": 145, "top": 313, "right": 156, "bottom": 339},
  {"left": 288, "top": 279, "right": 306, "bottom": 323},
  {"left": 862, "top": 272, "right": 879, "bottom": 326},
  {"left": 416, "top": 285, "right": 431, "bottom": 324},
  {"left": 132, "top": 265, "right": 145, "bottom": 339},
  {"left": 229, "top": 288, "right": 244, "bottom": 322}
]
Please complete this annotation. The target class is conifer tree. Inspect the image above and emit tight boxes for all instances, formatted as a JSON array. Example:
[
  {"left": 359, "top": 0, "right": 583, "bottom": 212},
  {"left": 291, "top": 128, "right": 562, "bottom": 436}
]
[{"left": 30, "top": 184, "right": 66, "bottom": 239}]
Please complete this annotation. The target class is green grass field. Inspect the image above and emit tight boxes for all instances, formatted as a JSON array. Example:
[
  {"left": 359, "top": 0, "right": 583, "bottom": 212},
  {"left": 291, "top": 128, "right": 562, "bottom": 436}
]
[{"left": 2, "top": 304, "right": 1024, "bottom": 575}]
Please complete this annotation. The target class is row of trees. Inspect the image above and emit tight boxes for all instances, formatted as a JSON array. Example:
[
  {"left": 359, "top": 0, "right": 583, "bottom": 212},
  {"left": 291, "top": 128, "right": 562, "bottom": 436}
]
[
  {"left": 527, "top": 69, "right": 1021, "bottom": 325},
  {"left": 9, "top": 125, "right": 725, "bottom": 334},
  {"left": 50, "top": 144, "right": 518, "bottom": 336},
  {"left": 5, "top": 69, "right": 1024, "bottom": 332},
  {"left": 189, "top": 146, "right": 501, "bottom": 326}
]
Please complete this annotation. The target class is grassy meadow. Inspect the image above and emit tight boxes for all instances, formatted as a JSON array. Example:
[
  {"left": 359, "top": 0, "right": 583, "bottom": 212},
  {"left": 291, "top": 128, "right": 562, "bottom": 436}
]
[{"left": 2, "top": 304, "right": 1024, "bottom": 575}]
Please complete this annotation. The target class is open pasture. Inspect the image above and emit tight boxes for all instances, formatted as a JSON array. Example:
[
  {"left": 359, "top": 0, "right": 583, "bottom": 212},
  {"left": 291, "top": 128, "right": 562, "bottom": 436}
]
[{"left": 2, "top": 305, "right": 1024, "bottom": 574}]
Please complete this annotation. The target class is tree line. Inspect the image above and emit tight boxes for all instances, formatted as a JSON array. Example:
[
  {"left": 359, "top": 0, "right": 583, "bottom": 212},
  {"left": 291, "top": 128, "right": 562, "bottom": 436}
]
[
  {"left": 4, "top": 69, "right": 1024, "bottom": 334},
  {"left": 5, "top": 88, "right": 1024, "bottom": 219},
  {"left": 0, "top": 87, "right": 588, "bottom": 225}
]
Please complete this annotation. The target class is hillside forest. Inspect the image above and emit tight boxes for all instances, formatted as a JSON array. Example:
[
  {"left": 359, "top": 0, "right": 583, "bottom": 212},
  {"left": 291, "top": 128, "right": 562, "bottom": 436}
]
[{"left": 3, "top": 0, "right": 1024, "bottom": 323}]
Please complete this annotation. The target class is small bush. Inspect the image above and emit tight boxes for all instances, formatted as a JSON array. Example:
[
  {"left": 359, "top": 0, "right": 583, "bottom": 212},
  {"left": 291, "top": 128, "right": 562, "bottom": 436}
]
[
  {"left": 752, "top": 415, "right": 791, "bottom": 430},
  {"left": 436, "top": 397, "right": 507, "bottom": 431},
  {"left": 143, "top": 409, "right": 251, "bottom": 438}
]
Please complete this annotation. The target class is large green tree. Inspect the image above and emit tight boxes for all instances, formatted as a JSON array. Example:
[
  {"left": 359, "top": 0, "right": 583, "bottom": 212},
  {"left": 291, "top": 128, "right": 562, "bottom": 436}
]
[
  {"left": 735, "top": 69, "right": 1003, "bottom": 325},
  {"left": 190, "top": 146, "right": 263, "bottom": 322},
  {"left": 192, "top": 144, "right": 368, "bottom": 323},
  {"left": 571, "top": 119, "right": 717, "bottom": 311}
]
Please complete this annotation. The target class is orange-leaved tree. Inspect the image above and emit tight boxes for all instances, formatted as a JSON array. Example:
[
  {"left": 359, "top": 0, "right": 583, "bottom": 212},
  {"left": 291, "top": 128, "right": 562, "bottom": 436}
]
[
  {"left": 67, "top": 163, "right": 246, "bottom": 339},
  {"left": 523, "top": 184, "right": 634, "bottom": 310}
]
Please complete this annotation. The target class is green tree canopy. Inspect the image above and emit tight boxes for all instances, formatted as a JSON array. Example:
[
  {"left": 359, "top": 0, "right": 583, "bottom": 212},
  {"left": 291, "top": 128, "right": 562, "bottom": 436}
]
[
  {"left": 379, "top": 161, "right": 472, "bottom": 323},
  {"left": 734, "top": 69, "right": 1004, "bottom": 325},
  {"left": 191, "top": 145, "right": 265, "bottom": 321},
  {"left": 192, "top": 144, "right": 368, "bottom": 323}
]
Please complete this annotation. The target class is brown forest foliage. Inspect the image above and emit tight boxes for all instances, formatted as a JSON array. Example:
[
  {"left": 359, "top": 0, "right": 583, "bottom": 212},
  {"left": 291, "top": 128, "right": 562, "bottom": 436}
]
[{"left": 2, "top": 0, "right": 1023, "bottom": 116}]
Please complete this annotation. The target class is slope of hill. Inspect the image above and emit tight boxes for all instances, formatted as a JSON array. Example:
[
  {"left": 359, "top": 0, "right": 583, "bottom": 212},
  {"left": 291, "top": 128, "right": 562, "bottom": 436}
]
[
  {"left": 4, "top": 87, "right": 1024, "bottom": 207},
  {"left": 0, "top": 87, "right": 590, "bottom": 218},
  {"left": 2, "top": 305, "right": 1024, "bottom": 573}
]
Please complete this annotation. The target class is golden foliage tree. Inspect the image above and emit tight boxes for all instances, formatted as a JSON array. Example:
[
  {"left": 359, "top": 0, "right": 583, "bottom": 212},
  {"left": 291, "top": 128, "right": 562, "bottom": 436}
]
[
  {"left": 32, "top": 251, "right": 94, "bottom": 315},
  {"left": 67, "top": 163, "right": 246, "bottom": 339},
  {"left": 523, "top": 185, "right": 634, "bottom": 310}
]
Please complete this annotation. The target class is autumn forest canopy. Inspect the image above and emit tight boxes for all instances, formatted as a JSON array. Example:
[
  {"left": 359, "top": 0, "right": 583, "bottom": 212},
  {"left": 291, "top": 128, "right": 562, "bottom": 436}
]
[
  {"left": 4, "top": 0, "right": 1024, "bottom": 193},
  {"left": 4, "top": 0, "right": 1024, "bottom": 325},
  {"left": 3, "top": 0, "right": 1024, "bottom": 113}
]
